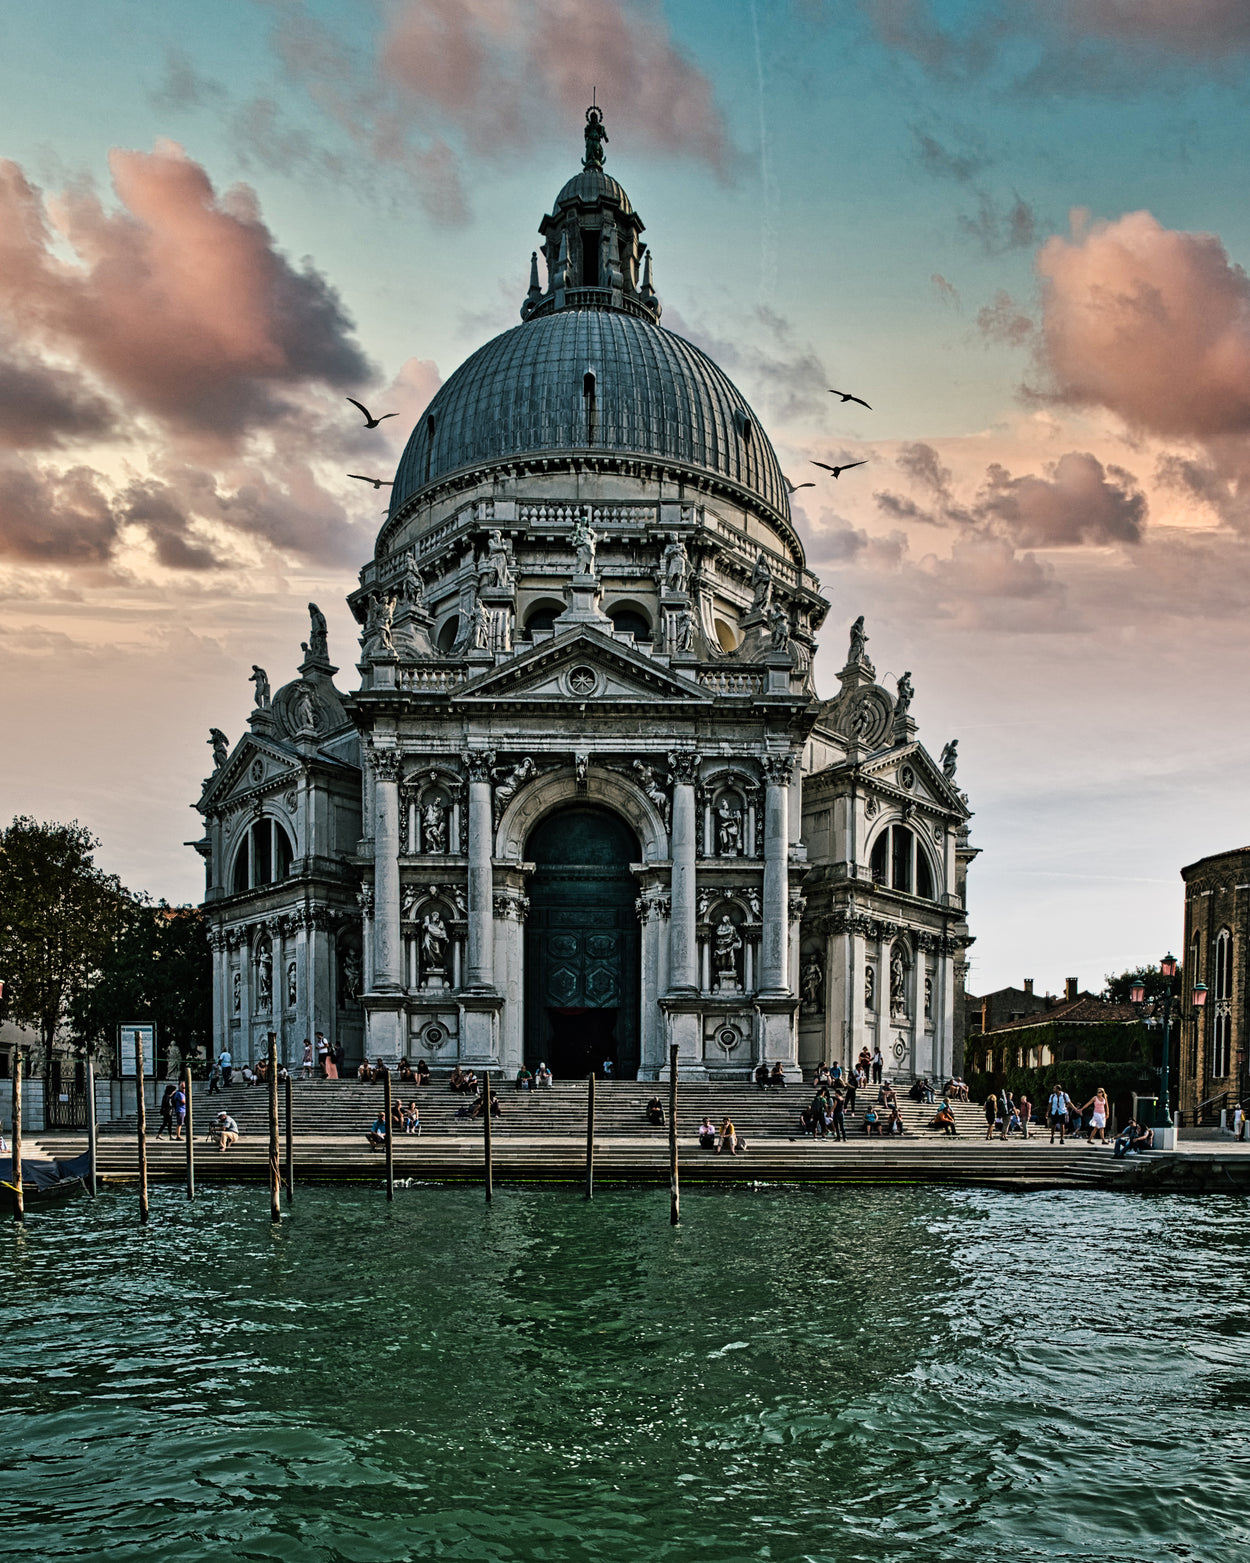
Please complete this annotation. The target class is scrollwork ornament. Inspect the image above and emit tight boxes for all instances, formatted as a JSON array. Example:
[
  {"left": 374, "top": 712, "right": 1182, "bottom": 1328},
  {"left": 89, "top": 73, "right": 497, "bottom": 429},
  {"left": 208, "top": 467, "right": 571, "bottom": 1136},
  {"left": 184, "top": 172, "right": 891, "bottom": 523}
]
[
  {"left": 369, "top": 747, "right": 402, "bottom": 782},
  {"left": 666, "top": 750, "right": 700, "bottom": 785},
  {"left": 463, "top": 748, "right": 496, "bottom": 783},
  {"left": 356, "top": 884, "right": 374, "bottom": 917}
]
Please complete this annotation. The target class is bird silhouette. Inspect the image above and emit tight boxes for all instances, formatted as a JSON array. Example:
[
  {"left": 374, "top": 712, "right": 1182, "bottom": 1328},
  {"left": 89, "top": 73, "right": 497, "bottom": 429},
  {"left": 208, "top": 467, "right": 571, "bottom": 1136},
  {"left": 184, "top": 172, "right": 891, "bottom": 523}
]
[
  {"left": 812, "top": 460, "right": 868, "bottom": 479},
  {"left": 829, "top": 389, "right": 872, "bottom": 410},
  {"left": 347, "top": 397, "right": 397, "bottom": 428},
  {"left": 783, "top": 475, "right": 815, "bottom": 492},
  {"left": 348, "top": 474, "right": 394, "bottom": 489}
]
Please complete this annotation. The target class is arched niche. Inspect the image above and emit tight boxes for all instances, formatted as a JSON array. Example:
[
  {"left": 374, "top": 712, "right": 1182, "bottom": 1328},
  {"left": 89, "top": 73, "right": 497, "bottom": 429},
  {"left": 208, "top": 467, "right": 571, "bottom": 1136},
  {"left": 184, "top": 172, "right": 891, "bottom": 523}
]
[
  {"left": 400, "top": 764, "right": 462, "bottom": 855},
  {"left": 698, "top": 765, "right": 759, "bottom": 859}
]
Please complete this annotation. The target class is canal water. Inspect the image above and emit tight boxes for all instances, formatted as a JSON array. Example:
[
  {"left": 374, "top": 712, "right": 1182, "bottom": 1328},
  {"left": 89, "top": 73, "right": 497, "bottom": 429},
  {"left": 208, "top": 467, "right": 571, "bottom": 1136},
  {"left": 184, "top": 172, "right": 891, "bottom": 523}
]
[{"left": 1, "top": 1183, "right": 1246, "bottom": 1562}]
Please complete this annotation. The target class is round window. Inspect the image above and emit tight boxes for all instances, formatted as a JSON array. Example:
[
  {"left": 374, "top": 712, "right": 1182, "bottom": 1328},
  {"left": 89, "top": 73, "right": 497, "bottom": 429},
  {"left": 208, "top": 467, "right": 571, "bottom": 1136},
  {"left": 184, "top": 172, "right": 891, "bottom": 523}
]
[
  {"left": 717, "top": 1027, "right": 740, "bottom": 1052},
  {"left": 568, "top": 666, "right": 597, "bottom": 696},
  {"left": 250, "top": 759, "right": 264, "bottom": 783},
  {"left": 900, "top": 764, "right": 915, "bottom": 790}
]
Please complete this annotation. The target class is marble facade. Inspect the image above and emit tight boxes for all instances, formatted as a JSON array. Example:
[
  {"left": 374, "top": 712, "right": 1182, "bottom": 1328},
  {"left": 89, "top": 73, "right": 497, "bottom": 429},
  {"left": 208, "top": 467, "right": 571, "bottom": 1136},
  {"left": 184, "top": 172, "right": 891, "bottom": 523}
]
[{"left": 192, "top": 114, "right": 976, "bottom": 1081}]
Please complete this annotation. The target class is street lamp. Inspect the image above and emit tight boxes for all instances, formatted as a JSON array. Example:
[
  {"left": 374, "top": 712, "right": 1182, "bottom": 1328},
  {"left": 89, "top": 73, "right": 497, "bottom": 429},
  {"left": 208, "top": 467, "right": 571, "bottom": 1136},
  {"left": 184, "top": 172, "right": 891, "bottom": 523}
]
[{"left": 1130, "top": 955, "right": 1185, "bottom": 1132}]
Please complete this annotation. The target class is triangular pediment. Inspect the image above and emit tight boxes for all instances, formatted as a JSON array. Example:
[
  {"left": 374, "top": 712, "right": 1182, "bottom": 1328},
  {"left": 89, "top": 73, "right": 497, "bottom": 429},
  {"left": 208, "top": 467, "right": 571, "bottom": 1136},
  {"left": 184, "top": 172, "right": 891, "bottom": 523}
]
[
  {"left": 199, "top": 734, "right": 300, "bottom": 811},
  {"left": 859, "top": 742, "right": 968, "bottom": 816},
  {"left": 451, "top": 627, "right": 712, "bottom": 707}
]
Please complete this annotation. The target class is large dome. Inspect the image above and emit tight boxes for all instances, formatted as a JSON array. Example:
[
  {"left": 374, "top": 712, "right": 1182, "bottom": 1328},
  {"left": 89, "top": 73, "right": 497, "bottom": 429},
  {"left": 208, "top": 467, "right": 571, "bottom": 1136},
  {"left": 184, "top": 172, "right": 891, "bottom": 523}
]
[{"left": 389, "top": 308, "right": 791, "bottom": 523}]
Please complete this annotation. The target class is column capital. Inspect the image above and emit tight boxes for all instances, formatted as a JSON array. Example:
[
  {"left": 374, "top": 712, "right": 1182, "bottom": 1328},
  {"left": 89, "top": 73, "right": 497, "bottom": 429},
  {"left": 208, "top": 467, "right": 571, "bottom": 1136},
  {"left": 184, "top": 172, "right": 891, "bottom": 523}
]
[
  {"left": 368, "top": 746, "right": 402, "bottom": 782},
  {"left": 463, "top": 747, "right": 496, "bottom": 783},
  {"left": 762, "top": 753, "right": 795, "bottom": 787},
  {"left": 666, "top": 749, "right": 700, "bottom": 786}
]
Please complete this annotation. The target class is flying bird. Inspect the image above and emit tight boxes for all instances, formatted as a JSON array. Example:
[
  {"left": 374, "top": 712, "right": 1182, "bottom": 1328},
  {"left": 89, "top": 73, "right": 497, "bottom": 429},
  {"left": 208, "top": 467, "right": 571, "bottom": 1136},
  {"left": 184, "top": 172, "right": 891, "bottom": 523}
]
[
  {"left": 783, "top": 475, "right": 815, "bottom": 492},
  {"left": 812, "top": 460, "right": 868, "bottom": 479},
  {"left": 829, "top": 389, "right": 872, "bottom": 410},
  {"left": 348, "top": 474, "right": 394, "bottom": 489},
  {"left": 347, "top": 397, "right": 398, "bottom": 428}
]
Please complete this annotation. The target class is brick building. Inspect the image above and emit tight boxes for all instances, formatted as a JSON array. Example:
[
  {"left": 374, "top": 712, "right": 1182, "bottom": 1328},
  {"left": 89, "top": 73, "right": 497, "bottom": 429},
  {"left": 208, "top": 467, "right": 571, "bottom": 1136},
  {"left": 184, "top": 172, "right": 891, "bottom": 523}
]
[{"left": 1180, "top": 846, "right": 1250, "bottom": 1121}]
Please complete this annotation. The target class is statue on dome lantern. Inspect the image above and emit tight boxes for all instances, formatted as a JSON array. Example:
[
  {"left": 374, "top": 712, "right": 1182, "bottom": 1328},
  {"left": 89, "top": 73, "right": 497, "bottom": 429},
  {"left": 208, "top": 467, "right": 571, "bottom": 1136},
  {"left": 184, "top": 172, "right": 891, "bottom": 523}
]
[{"left": 583, "top": 104, "right": 608, "bottom": 171}]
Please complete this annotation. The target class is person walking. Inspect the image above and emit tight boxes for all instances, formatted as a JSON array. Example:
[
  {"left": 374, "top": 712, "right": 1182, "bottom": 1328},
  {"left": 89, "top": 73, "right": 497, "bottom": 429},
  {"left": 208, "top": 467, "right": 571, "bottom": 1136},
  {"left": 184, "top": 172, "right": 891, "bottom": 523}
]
[
  {"left": 871, "top": 1047, "right": 884, "bottom": 1084},
  {"left": 171, "top": 1081, "right": 187, "bottom": 1141},
  {"left": 1048, "top": 1084, "right": 1071, "bottom": 1144},
  {"left": 1081, "top": 1087, "right": 1110, "bottom": 1145},
  {"left": 300, "top": 1038, "right": 313, "bottom": 1079},
  {"left": 1019, "top": 1094, "right": 1033, "bottom": 1138},
  {"left": 207, "top": 1057, "right": 222, "bottom": 1095},
  {"left": 830, "top": 1090, "right": 847, "bottom": 1142},
  {"left": 983, "top": 1093, "right": 999, "bottom": 1141},
  {"left": 218, "top": 1047, "right": 233, "bottom": 1087},
  {"left": 315, "top": 1034, "right": 330, "bottom": 1077},
  {"left": 154, "top": 1084, "right": 176, "bottom": 1141}
]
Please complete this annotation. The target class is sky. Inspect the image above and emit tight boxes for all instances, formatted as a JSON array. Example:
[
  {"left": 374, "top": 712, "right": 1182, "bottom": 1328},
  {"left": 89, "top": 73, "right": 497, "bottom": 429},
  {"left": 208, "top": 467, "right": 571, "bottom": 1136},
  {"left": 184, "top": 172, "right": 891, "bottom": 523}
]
[{"left": 3, "top": 0, "right": 1250, "bottom": 997}]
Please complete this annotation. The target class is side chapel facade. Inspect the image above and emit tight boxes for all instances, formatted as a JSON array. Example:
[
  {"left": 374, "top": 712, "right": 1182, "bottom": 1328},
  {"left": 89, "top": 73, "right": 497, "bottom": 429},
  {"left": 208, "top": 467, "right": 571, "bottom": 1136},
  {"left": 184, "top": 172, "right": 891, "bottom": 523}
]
[{"left": 192, "top": 112, "right": 977, "bottom": 1082}]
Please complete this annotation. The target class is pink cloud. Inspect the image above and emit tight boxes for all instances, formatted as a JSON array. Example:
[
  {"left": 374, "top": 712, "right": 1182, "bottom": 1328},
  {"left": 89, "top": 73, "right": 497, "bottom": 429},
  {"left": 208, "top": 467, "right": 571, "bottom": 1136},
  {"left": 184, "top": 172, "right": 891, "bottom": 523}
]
[
  {"left": 379, "top": 0, "right": 729, "bottom": 172},
  {"left": 0, "top": 143, "right": 371, "bottom": 443},
  {"left": 979, "top": 451, "right": 1145, "bottom": 546},
  {"left": 1065, "top": 0, "right": 1250, "bottom": 54},
  {"left": 1036, "top": 210, "right": 1250, "bottom": 439}
]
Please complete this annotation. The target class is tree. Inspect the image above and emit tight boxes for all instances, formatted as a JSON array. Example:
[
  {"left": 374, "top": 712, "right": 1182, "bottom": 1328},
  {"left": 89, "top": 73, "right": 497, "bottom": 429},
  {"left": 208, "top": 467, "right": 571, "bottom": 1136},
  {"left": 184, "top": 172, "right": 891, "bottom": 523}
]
[
  {"left": 0, "top": 817, "right": 132, "bottom": 1074},
  {"left": 72, "top": 901, "right": 212, "bottom": 1074},
  {"left": 1103, "top": 964, "right": 1181, "bottom": 1004}
]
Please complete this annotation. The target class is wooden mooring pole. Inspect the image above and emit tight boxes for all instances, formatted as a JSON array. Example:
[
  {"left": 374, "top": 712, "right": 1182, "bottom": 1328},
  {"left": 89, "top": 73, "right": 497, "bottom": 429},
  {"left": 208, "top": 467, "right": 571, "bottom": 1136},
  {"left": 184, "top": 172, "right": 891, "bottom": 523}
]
[
  {"left": 483, "top": 1069, "right": 493, "bottom": 1203},
  {"left": 284, "top": 1072, "right": 294, "bottom": 1205},
  {"left": 383, "top": 1067, "right": 394, "bottom": 1203},
  {"left": 267, "top": 1034, "right": 280, "bottom": 1224},
  {"left": 135, "top": 1031, "right": 149, "bottom": 1225},
  {"left": 183, "top": 1061, "right": 194, "bottom": 1201},
  {"left": 11, "top": 1049, "right": 24, "bottom": 1223},
  {"left": 584, "top": 1071, "right": 595, "bottom": 1200},
  {"left": 669, "top": 1042, "right": 679, "bottom": 1227},
  {"left": 85, "top": 1044, "right": 98, "bottom": 1198}
]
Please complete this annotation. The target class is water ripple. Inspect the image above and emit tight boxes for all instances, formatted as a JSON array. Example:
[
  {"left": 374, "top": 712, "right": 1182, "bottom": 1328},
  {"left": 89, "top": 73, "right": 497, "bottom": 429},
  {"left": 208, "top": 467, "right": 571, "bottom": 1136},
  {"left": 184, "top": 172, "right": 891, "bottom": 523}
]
[{"left": 0, "top": 1184, "right": 1246, "bottom": 1561}]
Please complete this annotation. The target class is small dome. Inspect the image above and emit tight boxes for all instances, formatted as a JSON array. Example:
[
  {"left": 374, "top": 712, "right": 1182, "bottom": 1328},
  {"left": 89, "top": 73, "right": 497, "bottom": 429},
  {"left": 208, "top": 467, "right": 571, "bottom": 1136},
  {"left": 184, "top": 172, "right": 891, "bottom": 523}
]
[
  {"left": 389, "top": 309, "right": 790, "bottom": 523},
  {"left": 553, "top": 168, "right": 633, "bottom": 215}
]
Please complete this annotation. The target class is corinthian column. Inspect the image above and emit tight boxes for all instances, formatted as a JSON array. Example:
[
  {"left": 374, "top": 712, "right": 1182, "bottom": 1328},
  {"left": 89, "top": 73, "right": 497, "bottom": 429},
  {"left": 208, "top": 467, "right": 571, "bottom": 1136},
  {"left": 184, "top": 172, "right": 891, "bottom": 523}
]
[
  {"left": 667, "top": 751, "right": 699, "bottom": 991},
  {"left": 464, "top": 748, "right": 496, "bottom": 989},
  {"left": 760, "top": 754, "right": 793, "bottom": 995},
  {"left": 370, "top": 748, "right": 402, "bottom": 990}
]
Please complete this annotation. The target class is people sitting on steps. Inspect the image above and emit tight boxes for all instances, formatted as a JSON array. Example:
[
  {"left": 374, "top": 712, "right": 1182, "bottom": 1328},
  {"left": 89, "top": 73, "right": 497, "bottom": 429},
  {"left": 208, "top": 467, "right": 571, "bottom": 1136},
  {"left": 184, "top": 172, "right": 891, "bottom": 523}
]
[
  {"left": 212, "top": 1112, "right": 239, "bottom": 1151},
  {"left": 646, "top": 1096, "right": 665, "bottom": 1127},
  {"left": 404, "top": 1102, "right": 421, "bottom": 1135},
  {"left": 535, "top": 1061, "right": 553, "bottom": 1089},
  {"left": 717, "top": 1115, "right": 743, "bottom": 1155},
  {"left": 929, "top": 1098, "right": 958, "bottom": 1135},
  {"left": 367, "top": 1114, "right": 387, "bottom": 1149},
  {"left": 698, "top": 1116, "right": 717, "bottom": 1149}
]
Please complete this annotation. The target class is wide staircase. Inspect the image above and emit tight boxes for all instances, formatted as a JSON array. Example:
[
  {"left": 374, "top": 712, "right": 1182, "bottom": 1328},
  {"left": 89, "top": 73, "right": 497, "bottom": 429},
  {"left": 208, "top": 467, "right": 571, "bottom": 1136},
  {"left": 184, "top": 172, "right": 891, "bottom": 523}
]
[
  {"left": 70, "top": 1082, "right": 1123, "bottom": 1189},
  {"left": 102, "top": 1079, "right": 990, "bottom": 1143}
]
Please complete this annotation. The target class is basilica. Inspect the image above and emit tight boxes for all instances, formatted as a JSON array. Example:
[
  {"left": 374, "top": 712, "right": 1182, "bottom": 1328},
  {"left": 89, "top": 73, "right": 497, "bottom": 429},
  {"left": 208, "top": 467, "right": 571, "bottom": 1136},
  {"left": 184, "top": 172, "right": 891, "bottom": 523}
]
[{"left": 192, "top": 111, "right": 977, "bottom": 1083}]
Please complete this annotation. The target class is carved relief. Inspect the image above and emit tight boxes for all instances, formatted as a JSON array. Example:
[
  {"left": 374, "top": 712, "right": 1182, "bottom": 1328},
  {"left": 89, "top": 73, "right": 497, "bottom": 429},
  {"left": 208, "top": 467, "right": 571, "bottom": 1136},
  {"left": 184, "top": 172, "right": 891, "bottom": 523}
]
[{"left": 667, "top": 750, "right": 700, "bottom": 786}]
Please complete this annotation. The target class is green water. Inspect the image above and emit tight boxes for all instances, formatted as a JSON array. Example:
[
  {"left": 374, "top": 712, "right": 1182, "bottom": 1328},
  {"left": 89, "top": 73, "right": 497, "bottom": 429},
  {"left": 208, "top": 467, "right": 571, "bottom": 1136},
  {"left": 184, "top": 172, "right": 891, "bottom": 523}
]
[{"left": 2, "top": 1183, "right": 1247, "bottom": 1562}]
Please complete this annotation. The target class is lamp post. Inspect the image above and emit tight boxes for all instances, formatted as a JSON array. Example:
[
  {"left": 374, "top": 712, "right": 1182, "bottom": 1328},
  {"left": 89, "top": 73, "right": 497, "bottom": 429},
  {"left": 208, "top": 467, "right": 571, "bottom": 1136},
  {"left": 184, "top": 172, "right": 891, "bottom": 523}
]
[{"left": 1130, "top": 956, "right": 1203, "bottom": 1134}]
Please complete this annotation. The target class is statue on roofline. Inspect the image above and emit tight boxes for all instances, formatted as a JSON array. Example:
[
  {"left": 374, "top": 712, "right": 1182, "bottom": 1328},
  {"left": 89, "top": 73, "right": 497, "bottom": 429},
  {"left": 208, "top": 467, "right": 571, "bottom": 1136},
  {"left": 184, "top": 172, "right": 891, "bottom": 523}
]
[{"left": 583, "top": 104, "right": 608, "bottom": 171}]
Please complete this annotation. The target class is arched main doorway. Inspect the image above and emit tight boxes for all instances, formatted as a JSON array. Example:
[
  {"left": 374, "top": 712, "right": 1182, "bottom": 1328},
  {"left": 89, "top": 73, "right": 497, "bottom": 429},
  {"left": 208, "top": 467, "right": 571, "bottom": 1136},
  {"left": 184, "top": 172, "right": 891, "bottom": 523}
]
[{"left": 525, "top": 805, "right": 640, "bottom": 1079}]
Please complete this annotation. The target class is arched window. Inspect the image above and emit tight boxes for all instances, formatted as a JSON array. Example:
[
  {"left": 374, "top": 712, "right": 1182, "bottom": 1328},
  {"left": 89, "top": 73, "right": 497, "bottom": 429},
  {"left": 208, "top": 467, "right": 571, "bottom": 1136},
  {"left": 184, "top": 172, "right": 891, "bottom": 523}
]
[
  {"left": 421, "top": 415, "right": 435, "bottom": 486},
  {"left": 608, "top": 607, "right": 652, "bottom": 642},
  {"left": 583, "top": 370, "right": 597, "bottom": 446},
  {"left": 231, "top": 818, "right": 294, "bottom": 894},
  {"left": 524, "top": 603, "right": 562, "bottom": 638},
  {"left": 1212, "top": 928, "right": 1232, "bottom": 1078},
  {"left": 870, "top": 824, "right": 937, "bottom": 901}
]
